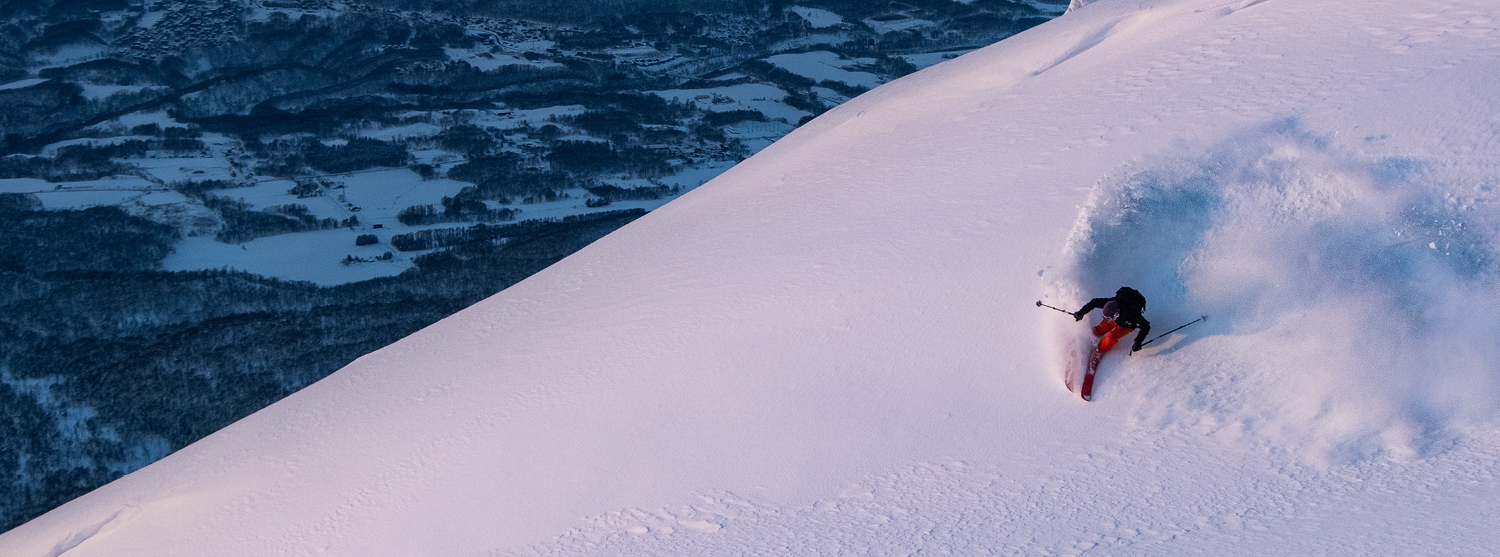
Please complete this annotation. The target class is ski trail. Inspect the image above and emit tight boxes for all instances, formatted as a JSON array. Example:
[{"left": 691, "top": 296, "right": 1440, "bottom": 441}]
[
  {"left": 41, "top": 507, "right": 137, "bottom": 557},
  {"left": 1030, "top": 16, "right": 1131, "bottom": 76},
  {"left": 1196, "top": 0, "right": 1275, "bottom": 15}
]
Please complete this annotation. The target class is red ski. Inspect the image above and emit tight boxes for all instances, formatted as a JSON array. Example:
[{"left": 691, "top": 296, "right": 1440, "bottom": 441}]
[{"left": 1079, "top": 346, "right": 1102, "bottom": 401}]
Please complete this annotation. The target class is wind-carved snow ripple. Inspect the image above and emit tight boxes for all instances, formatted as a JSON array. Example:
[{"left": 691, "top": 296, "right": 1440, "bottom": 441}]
[
  {"left": 1060, "top": 120, "right": 1500, "bottom": 465},
  {"left": 495, "top": 460, "right": 1231, "bottom": 556}
]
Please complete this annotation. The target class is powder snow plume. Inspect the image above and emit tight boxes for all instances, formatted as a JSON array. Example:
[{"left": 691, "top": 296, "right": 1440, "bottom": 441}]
[{"left": 1054, "top": 120, "right": 1500, "bottom": 464}]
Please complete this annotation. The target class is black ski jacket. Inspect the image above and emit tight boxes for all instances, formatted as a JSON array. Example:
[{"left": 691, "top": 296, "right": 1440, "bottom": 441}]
[{"left": 1077, "top": 297, "right": 1151, "bottom": 340}]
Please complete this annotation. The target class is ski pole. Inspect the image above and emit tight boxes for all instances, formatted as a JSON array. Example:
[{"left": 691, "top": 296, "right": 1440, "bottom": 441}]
[
  {"left": 1137, "top": 315, "right": 1208, "bottom": 349},
  {"left": 1036, "top": 301, "right": 1073, "bottom": 315}
]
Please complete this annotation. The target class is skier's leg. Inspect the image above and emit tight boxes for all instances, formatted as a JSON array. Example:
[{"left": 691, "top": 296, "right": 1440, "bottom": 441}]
[
  {"left": 1098, "top": 325, "right": 1136, "bottom": 352},
  {"left": 1092, "top": 319, "right": 1117, "bottom": 338}
]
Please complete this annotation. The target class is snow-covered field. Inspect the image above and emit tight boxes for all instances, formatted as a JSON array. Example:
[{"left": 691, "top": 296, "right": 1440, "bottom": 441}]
[
  {"left": 0, "top": 176, "right": 164, "bottom": 210},
  {"left": 862, "top": 16, "right": 936, "bottom": 35},
  {"left": 162, "top": 229, "right": 414, "bottom": 285},
  {"left": 651, "top": 83, "right": 811, "bottom": 123},
  {"left": 28, "top": 44, "right": 107, "bottom": 68},
  {"left": 155, "top": 160, "right": 737, "bottom": 285},
  {"left": 789, "top": 6, "right": 845, "bottom": 29},
  {"left": 78, "top": 84, "right": 167, "bottom": 101},
  {"left": 5, "top": 0, "right": 1500, "bottom": 554},
  {"left": 898, "top": 50, "right": 972, "bottom": 70},
  {"left": 5, "top": 106, "right": 736, "bottom": 286},
  {"left": 443, "top": 47, "right": 563, "bottom": 71},
  {"left": 766, "top": 51, "right": 883, "bottom": 89},
  {"left": 0, "top": 78, "right": 50, "bottom": 90}
]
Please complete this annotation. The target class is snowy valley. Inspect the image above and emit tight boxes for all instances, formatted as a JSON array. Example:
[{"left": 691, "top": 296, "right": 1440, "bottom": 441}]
[
  {"left": 0, "top": 0, "right": 1064, "bottom": 530},
  {"left": 2, "top": 0, "right": 1063, "bottom": 285}
]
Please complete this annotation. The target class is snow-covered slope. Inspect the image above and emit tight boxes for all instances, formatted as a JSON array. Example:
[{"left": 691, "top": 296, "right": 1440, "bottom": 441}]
[{"left": 6, "top": 0, "right": 1500, "bottom": 554}]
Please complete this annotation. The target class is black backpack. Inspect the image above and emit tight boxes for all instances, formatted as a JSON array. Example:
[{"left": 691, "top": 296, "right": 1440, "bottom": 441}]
[{"left": 1115, "top": 287, "right": 1145, "bottom": 311}]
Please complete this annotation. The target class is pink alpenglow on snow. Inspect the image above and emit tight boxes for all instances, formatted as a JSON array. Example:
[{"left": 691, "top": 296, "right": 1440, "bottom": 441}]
[{"left": 5, "top": 0, "right": 1500, "bottom": 555}]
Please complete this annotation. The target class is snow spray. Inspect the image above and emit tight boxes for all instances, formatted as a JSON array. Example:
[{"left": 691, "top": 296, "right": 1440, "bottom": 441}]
[{"left": 1049, "top": 120, "right": 1500, "bottom": 464}]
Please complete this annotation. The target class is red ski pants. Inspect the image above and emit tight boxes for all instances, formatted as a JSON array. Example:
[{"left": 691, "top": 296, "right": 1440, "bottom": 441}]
[{"left": 1093, "top": 319, "right": 1136, "bottom": 353}]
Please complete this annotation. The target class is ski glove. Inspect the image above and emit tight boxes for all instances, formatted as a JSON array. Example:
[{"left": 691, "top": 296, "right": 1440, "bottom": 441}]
[
  {"left": 1073, "top": 311, "right": 1085, "bottom": 322},
  {"left": 1131, "top": 340, "right": 1144, "bottom": 352}
]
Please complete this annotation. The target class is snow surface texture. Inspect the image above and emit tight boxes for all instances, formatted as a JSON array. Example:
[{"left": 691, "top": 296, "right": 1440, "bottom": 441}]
[{"left": 6, "top": 0, "right": 1500, "bottom": 554}]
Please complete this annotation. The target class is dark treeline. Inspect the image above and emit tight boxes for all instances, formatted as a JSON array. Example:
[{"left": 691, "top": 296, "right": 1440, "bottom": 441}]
[
  {"left": 2, "top": 0, "right": 1053, "bottom": 154},
  {"left": 361, "top": 0, "right": 754, "bottom": 24},
  {"left": 0, "top": 198, "right": 177, "bottom": 275},
  {"left": 362, "top": 0, "right": 1048, "bottom": 28},
  {"left": 446, "top": 152, "right": 579, "bottom": 203},
  {"left": 0, "top": 138, "right": 204, "bottom": 183},
  {"left": 0, "top": 202, "right": 645, "bottom": 531},
  {"left": 389, "top": 208, "right": 645, "bottom": 251},
  {"left": 586, "top": 183, "right": 678, "bottom": 201},
  {"left": 204, "top": 197, "right": 347, "bottom": 244},
  {"left": 250, "top": 136, "right": 410, "bottom": 178},
  {"left": 395, "top": 196, "right": 520, "bottom": 226}
]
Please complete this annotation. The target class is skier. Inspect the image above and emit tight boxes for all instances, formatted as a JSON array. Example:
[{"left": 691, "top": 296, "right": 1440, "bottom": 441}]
[{"left": 1073, "top": 287, "right": 1152, "bottom": 353}]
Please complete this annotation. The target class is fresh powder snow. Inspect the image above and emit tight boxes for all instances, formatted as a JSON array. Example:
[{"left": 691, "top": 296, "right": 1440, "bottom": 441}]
[{"left": 4, "top": 0, "right": 1500, "bottom": 555}]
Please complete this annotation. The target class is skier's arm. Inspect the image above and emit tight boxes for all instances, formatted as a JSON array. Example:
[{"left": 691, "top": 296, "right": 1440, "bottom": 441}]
[
  {"left": 1073, "top": 298, "right": 1110, "bottom": 321},
  {"left": 1132, "top": 319, "right": 1151, "bottom": 351}
]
